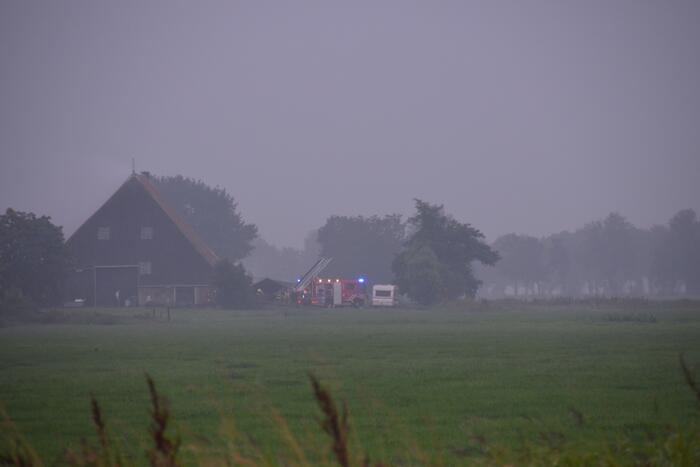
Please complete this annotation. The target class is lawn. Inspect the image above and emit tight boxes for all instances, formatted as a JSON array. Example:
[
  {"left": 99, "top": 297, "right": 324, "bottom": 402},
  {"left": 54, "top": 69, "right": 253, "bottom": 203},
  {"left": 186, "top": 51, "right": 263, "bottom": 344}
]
[{"left": 1, "top": 302, "right": 699, "bottom": 464}]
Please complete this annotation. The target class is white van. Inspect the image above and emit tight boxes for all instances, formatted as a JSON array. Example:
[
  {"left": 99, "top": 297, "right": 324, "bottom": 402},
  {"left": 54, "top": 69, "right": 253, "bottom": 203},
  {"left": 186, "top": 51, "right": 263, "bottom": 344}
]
[{"left": 371, "top": 285, "right": 398, "bottom": 307}]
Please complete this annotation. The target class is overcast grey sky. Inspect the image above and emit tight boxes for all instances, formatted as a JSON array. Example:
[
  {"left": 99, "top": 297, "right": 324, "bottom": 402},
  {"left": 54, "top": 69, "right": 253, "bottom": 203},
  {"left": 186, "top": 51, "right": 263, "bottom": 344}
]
[{"left": 1, "top": 1, "right": 699, "bottom": 248}]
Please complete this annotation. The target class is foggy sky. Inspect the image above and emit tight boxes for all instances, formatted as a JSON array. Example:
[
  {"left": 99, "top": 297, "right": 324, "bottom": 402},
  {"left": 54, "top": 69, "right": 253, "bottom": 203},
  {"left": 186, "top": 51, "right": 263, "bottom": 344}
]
[{"left": 1, "top": 1, "right": 699, "bottom": 248}]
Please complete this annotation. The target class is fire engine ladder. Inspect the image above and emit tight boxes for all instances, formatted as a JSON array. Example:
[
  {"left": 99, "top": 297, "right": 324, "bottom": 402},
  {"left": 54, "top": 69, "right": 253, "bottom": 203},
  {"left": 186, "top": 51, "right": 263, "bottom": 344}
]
[{"left": 295, "top": 257, "right": 333, "bottom": 292}]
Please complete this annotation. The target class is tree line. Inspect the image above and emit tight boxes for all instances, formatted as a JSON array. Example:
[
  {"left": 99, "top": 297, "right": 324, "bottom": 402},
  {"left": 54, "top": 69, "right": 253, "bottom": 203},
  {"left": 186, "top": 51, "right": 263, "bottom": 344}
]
[
  {"left": 307, "top": 208, "right": 700, "bottom": 301},
  {"left": 2, "top": 172, "right": 698, "bottom": 312},
  {"left": 480, "top": 210, "right": 700, "bottom": 298}
]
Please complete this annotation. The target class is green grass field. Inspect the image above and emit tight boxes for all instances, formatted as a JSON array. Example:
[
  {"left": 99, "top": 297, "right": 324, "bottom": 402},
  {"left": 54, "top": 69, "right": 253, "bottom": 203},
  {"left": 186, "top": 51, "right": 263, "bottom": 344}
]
[{"left": 1, "top": 302, "right": 699, "bottom": 465}]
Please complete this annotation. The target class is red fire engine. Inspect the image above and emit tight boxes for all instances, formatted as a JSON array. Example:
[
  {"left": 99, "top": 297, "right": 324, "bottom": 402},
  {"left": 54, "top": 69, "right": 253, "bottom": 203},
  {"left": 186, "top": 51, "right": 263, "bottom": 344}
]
[
  {"left": 306, "top": 277, "right": 367, "bottom": 307},
  {"left": 294, "top": 258, "right": 367, "bottom": 307}
]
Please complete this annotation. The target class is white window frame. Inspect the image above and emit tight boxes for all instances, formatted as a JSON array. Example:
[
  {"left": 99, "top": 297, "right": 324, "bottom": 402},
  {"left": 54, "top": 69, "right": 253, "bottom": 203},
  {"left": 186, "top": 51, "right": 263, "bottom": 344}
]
[
  {"left": 97, "top": 227, "right": 110, "bottom": 240},
  {"left": 138, "top": 261, "right": 152, "bottom": 275},
  {"left": 140, "top": 226, "right": 154, "bottom": 240}
]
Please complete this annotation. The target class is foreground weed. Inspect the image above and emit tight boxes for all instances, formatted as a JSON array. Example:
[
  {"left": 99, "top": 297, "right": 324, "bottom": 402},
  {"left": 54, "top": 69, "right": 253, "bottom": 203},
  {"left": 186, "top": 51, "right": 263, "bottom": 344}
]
[
  {"left": 0, "top": 438, "right": 42, "bottom": 467},
  {"left": 0, "top": 406, "right": 43, "bottom": 467},
  {"left": 308, "top": 374, "right": 385, "bottom": 467},
  {"left": 309, "top": 374, "right": 350, "bottom": 467},
  {"left": 63, "top": 395, "right": 124, "bottom": 467},
  {"left": 146, "top": 375, "right": 181, "bottom": 467},
  {"left": 680, "top": 353, "right": 700, "bottom": 407}
]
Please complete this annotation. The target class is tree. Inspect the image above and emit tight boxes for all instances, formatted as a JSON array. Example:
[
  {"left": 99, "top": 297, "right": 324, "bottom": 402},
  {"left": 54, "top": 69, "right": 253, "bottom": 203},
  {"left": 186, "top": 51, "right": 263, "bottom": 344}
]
[
  {"left": 627, "top": 226, "right": 654, "bottom": 296},
  {"left": 574, "top": 213, "right": 636, "bottom": 295},
  {"left": 574, "top": 220, "right": 605, "bottom": 294},
  {"left": 599, "top": 213, "right": 636, "bottom": 294},
  {"left": 652, "top": 209, "right": 700, "bottom": 295},
  {"left": 393, "top": 200, "right": 499, "bottom": 304},
  {"left": 649, "top": 224, "right": 675, "bottom": 295},
  {"left": 543, "top": 234, "right": 573, "bottom": 295},
  {"left": 243, "top": 230, "right": 321, "bottom": 282},
  {"left": 152, "top": 174, "right": 257, "bottom": 261},
  {"left": 392, "top": 244, "right": 443, "bottom": 305},
  {"left": 0, "top": 208, "right": 68, "bottom": 308},
  {"left": 492, "top": 234, "right": 545, "bottom": 296},
  {"left": 212, "top": 259, "right": 256, "bottom": 309},
  {"left": 243, "top": 238, "right": 301, "bottom": 282},
  {"left": 317, "top": 215, "right": 405, "bottom": 283}
]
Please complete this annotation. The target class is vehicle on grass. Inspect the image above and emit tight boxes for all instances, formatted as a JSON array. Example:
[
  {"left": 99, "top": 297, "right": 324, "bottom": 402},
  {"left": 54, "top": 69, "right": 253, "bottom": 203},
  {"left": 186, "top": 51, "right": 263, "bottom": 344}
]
[
  {"left": 293, "top": 257, "right": 367, "bottom": 307},
  {"left": 371, "top": 284, "right": 398, "bottom": 307},
  {"left": 308, "top": 277, "right": 367, "bottom": 307}
]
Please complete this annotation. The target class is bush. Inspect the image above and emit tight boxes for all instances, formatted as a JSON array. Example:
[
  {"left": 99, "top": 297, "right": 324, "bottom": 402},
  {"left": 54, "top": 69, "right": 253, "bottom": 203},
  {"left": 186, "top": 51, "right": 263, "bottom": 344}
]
[
  {"left": 212, "top": 259, "right": 257, "bottom": 309},
  {"left": 0, "top": 286, "right": 36, "bottom": 318},
  {"left": 0, "top": 208, "right": 68, "bottom": 308}
]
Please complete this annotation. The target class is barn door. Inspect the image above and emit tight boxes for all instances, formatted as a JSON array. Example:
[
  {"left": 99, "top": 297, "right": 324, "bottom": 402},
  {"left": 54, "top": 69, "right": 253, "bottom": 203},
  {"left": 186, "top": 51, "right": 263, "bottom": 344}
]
[
  {"left": 175, "top": 287, "right": 195, "bottom": 306},
  {"left": 95, "top": 266, "right": 138, "bottom": 307}
]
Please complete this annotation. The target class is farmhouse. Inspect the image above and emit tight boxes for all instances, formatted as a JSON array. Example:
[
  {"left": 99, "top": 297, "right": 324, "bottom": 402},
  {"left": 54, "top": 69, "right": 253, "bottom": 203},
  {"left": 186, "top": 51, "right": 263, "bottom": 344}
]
[{"left": 66, "top": 173, "right": 219, "bottom": 307}]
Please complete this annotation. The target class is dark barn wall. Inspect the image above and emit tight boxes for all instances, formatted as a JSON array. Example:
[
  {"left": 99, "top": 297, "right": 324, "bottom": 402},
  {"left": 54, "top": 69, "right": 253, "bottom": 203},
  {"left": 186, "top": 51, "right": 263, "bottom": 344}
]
[
  {"left": 95, "top": 266, "right": 138, "bottom": 306},
  {"left": 67, "top": 177, "right": 213, "bottom": 289}
]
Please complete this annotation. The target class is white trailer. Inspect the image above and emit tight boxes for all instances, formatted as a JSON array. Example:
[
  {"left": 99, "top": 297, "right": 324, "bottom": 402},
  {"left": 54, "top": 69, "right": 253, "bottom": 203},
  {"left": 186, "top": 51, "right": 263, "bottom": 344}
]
[{"left": 371, "top": 284, "right": 398, "bottom": 307}]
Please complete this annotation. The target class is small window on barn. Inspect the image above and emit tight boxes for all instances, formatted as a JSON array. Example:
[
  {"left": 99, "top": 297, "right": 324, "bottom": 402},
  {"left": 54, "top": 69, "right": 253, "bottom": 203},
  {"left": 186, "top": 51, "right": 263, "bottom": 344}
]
[
  {"left": 97, "top": 227, "right": 110, "bottom": 240},
  {"left": 140, "top": 226, "right": 154, "bottom": 240},
  {"left": 138, "top": 261, "right": 152, "bottom": 275}
]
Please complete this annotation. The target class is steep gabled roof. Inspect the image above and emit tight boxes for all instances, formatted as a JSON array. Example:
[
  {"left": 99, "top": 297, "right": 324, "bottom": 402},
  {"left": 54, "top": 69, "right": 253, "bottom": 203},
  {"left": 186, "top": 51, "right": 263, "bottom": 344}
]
[{"left": 67, "top": 173, "right": 219, "bottom": 267}]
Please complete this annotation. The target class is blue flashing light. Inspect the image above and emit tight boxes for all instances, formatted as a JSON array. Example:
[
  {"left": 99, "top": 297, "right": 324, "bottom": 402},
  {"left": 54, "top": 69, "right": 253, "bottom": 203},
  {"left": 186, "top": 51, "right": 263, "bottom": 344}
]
[
  {"left": 358, "top": 277, "right": 365, "bottom": 284},
  {"left": 296, "top": 278, "right": 301, "bottom": 283}
]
